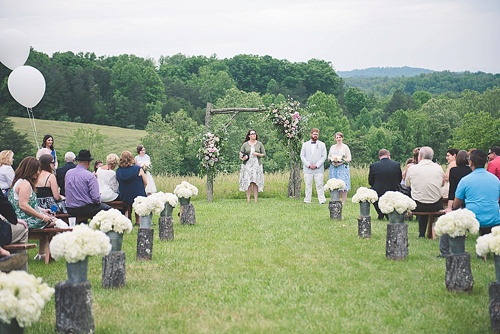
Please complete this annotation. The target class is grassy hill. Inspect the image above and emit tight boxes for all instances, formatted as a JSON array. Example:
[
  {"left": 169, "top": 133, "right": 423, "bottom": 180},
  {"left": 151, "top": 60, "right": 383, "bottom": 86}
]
[{"left": 9, "top": 117, "right": 146, "bottom": 160}]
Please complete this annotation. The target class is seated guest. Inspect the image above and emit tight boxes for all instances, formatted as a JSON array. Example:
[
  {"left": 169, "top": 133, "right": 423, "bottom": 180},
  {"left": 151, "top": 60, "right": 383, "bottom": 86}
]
[
  {"left": 35, "top": 154, "right": 64, "bottom": 210},
  {"left": 56, "top": 152, "right": 76, "bottom": 196},
  {"left": 36, "top": 147, "right": 52, "bottom": 159},
  {"left": 93, "top": 160, "right": 103, "bottom": 176},
  {"left": 0, "top": 150, "right": 15, "bottom": 198},
  {"left": 487, "top": 146, "right": 500, "bottom": 179},
  {"left": 65, "top": 150, "right": 111, "bottom": 218},
  {"left": 405, "top": 146, "right": 445, "bottom": 238},
  {"left": 454, "top": 150, "right": 500, "bottom": 235},
  {"left": 116, "top": 151, "right": 147, "bottom": 224},
  {"left": 441, "top": 148, "right": 458, "bottom": 199},
  {"left": 1, "top": 189, "right": 28, "bottom": 253},
  {"left": 8, "top": 157, "right": 55, "bottom": 261},
  {"left": 96, "top": 153, "right": 120, "bottom": 202}
]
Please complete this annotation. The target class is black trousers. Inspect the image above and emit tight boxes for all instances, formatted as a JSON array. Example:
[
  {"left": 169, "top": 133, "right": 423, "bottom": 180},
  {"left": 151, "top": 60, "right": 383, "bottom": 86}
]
[
  {"left": 67, "top": 203, "right": 112, "bottom": 219},
  {"left": 413, "top": 200, "right": 443, "bottom": 237}
]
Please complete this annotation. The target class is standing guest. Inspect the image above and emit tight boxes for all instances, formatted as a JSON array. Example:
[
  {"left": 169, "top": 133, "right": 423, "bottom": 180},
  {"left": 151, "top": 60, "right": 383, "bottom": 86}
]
[
  {"left": 65, "top": 150, "right": 111, "bottom": 218},
  {"left": 300, "top": 128, "right": 327, "bottom": 204},
  {"left": 135, "top": 145, "right": 156, "bottom": 195},
  {"left": 238, "top": 129, "right": 266, "bottom": 203},
  {"left": 441, "top": 148, "right": 459, "bottom": 199},
  {"left": 328, "top": 132, "right": 351, "bottom": 204},
  {"left": 487, "top": 146, "right": 500, "bottom": 179},
  {"left": 96, "top": 153, "right": 120, "bottom": 202},
  {"left": 0, "top": 150, "right": 15, "bottom": 197},
  {"left": 41, "top": 134, "right": 58, "bottom": 169},
  {"left": 55, "top": 152, "right": 76, "bottom": 196},
  {"left": 369, "top": 149, "right": 402, "bottom": 220},
  {"left": 8, "top": 157, "right": 56, "bottom": 260},
  {"left": 117, "top": 151, "right": 147, "bottom": 224},
  {"left": 35, "top": 154, "right": 64, "bottom": 210},
  {"left": 454, "top": 150, "right": 500, "bottom": 236},
  {"left": 405, "top": 146, "right": 445, "bottom": 238}
]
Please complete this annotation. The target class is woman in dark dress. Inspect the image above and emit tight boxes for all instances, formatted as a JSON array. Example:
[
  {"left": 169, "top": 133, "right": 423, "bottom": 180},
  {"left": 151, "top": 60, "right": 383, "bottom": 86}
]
[{"left": 116, "top": 151, "right": 147, "bottom": 224}]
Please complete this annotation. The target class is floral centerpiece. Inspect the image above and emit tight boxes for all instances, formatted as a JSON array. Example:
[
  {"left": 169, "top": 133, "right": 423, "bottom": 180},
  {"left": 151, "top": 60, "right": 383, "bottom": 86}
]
[
  {"left": 477, "top": 226, "right": 500, "bottom": 257},
  {"left": 132, "top": 195, "right": 165, "bottom": 216},
  {"left": 151, "top": 191, "right": 178, "bottom": 207},
  {"left": 352, "top": 187, "right": 379, "bottom": 203},
  {"left": 89, "top": 208, "right": 133, "bottom": 234},
  {"left": 0, "top": 271, "right": 54, "bottom": 328},
  {"left": 435, "top": 208, "right": 479, "bottom": 238},
  {"left": 324, "top": 178, "right": 346, "bottom": 191},
  {"left": 140, "top": 161, "right": 152, "bottom": 172},
  {"left": 378, "top": 191, "right": 416, "bottom": 214},
  {"left": 174, "top": 181, "right": 199, "bottom": 199},
  {"left": 199, "top": 131, "right": 225, "bottom": 179}
]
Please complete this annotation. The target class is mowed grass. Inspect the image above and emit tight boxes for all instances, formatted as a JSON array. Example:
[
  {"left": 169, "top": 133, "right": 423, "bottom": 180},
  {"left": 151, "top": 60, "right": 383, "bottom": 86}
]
[{"left": 26, "top": 173, "right": 494, "bottom": 334}]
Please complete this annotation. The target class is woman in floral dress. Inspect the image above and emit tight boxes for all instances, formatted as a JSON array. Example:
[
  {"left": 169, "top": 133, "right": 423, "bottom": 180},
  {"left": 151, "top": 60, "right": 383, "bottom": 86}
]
[
  {"left": 328, "top": 132, "right": 352, "bottom": 204},
  {"left": 239, "top": 130, "right": 266, "bottom": 203}
]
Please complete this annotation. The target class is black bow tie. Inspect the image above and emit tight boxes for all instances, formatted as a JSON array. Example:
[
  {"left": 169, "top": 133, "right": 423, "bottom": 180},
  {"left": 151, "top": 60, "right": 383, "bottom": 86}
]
[{"left": 311, "top": 141, "right": 316, "bottom": 144}]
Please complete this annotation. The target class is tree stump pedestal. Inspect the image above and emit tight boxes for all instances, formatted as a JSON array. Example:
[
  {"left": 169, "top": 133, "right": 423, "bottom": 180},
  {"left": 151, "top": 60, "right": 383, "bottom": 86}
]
[
  {"left": 55, "top": 281, "right": 94, "bottom": 334},
  {"left": 137, "top": 228, "right": 154, "bottom": 260},
  {"left": 386, "top": 223, "right": 408, "bottom": 260},
  {"left": 445, "top": 253, "right": 473, "bottom": 292},
  {"left": 102, "top": 251, "right": 126, "bottom": 288},
  {"left": 489, "top": 282, "right": 500, "bottom": 333},
  {"left": 159, "top": 216, "right": 174, "bottom": 241},
  {"left": 180, "top": 204, "right": 196, "bottom": 225},
  {"left": 358, "top": 216, "right": 371, "bottom": 238},
  {"left": 328, "top": 201, "right": 342, "bottom": 220}
]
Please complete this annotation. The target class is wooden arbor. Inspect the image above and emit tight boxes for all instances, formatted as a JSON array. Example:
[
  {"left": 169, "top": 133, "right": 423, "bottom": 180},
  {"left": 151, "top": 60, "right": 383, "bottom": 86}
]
[{"left": 204, "top": 102, "right": 302, "bottom": 202}]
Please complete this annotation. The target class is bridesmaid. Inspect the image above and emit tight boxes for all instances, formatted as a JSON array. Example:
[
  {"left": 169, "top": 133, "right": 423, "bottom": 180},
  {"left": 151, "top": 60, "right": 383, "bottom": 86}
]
[
  {"left": 41, "top": 134, "right": 58, "bottom": 169},
  {"left": 328, "top": 132, "right": 351, "bottom": 204}
]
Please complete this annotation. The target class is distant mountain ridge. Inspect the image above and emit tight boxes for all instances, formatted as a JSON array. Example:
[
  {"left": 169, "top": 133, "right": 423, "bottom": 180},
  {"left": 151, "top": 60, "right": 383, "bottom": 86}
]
[{"left": 337, "top": 66, "right": 434, "bottom": 78}]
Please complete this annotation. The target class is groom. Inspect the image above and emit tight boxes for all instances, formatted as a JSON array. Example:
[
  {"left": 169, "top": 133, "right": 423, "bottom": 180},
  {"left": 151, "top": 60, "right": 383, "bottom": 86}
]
[{"left": 300, "top": 128, "right": 327, "bottom": 204}]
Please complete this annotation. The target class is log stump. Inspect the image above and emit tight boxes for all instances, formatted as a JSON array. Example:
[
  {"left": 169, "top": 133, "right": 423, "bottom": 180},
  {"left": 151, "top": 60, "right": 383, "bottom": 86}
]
[
  {"left": 358, "top": 216, "right": 371, "bottom": 238},
  {"left": 136, "top": 228, "right": 154, "bottom": 260},
  {"left": 55, "top": 281, "right": 94, "bottom": 334},
  {"left": 102, "top": 251, "right": 126, "bottom": 289},
  {"left": 180, "top": 204, "right": 196, "bottom": 225},
  {"left": 489, "top": 282, "right": 500, "bottom": 333},
  {"left": 159, "top": 216, "right": 174, "bottom": 241},
  {"left": 386, "top": 223, "right": 408, "bottom": 260},
  {"left": 445, "top": 253, "right": 474, "bottom": 292},
  {"left": 328, "top": 201, "right": 342, "bottom": 220}
]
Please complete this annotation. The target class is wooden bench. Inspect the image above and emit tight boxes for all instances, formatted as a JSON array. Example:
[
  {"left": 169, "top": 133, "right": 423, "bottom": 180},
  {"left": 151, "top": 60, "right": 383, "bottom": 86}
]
[
  {"left": 28, "top": 228, "right": 72, "bottom": 264},
  {"left": 411, "top": 210, "right": 446, "bottom": 239},
  {"left": 56, "top": 200, "right": 131, "bottom": 223},
  {"left": 3, "top": 243, "right": 37, "bottom": 252}
]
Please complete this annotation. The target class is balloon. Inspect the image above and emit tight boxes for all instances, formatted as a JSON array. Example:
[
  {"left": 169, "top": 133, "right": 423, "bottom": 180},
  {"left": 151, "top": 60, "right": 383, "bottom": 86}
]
[
  {"left": 0, "top": 29, "right": 30, "bottom": 70},
  {"left": 8, "top": 66, "right": 46, "bottom": 108}
]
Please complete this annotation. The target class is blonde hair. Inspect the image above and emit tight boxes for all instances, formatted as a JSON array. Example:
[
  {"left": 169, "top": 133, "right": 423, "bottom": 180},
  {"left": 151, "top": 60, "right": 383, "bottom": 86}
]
[
  {"left": 0, "top": 150, "right": 14, "bottom": 166},
  {"left": 106, "top": 153, "right": 119, "bottom": 166}
]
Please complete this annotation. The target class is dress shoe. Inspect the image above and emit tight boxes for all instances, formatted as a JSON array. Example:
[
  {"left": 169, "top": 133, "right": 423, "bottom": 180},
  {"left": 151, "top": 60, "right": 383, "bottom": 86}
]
[{"left": 0, "top": 253, "right": 28, "bottom": 272}]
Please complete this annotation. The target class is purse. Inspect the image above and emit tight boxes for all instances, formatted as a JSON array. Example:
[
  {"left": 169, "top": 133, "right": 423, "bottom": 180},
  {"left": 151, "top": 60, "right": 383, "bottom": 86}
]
[{"left": 55, "top": 200, "right": 68, "bottom": 214}]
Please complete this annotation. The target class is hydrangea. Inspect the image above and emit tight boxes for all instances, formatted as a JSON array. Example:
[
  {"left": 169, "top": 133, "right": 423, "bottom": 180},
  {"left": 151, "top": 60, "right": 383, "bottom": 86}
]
[
  {"left": 476, "top": 226, "right": 500, "bottom": 256},
  {"left": 434, "top": 208, "right": 479, "bottom": 238},
  {"left": 324, "top": 178, "right": 346, "bottom": 191},
  {"left": 352, "top": 187, "right": 379, "bottom": 203},
  {"left": 150, "top": 191, "right": 178, "bottom": 207},
  {"left": 173, "top": 181, "right": 199, "bottom": 199},
  {"left": 49, "top": 224, "right": 111, "bottom": 263},
  {"left": 132, "top": 195, "right": 165, "bottom": 216},
  {"left": 0, "top": 271, "right": 54, "bottom": 328},
  {"left": 89, "top": 208, "right": 133, "bottom": 234},
  {"left": 378, "top": 191, "right": 416, "bottom": 214}
]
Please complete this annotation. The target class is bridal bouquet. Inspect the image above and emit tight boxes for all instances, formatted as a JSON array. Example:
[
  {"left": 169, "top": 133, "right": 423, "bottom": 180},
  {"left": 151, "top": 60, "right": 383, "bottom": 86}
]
[
  {"left": 174, "top": 181, "right": 199, "bottom": 198},
  {"left": 0, "top": 271, "right": 54, "bottom": 328},
  {"left": 89, "top": 208, "right": 133, "bottom": 234},
  {"left": 476, "top": 226, "right": 500, "bottom": 256},
  {"left": 49, "top": 224, "right": 111, "bottom": 263},
  {"left": 329, "top": 154, "right": 345, "bottom": 163},
  {"left": 378, "top": 191, "right": 416, "bottom": 214},
  {"left": 434, "top": 208, "right": 479, "bottom": 238},
  {"left": 324, "top": 178, "right": 346, "bottom": 191},
  {"left": 132, "top": 195, "right": 165, "bottom": 216},
  {"left": 151, "top": 191, "right": 178, "bottom": 207},
  {"left": 141, "top": 161, "right": 152, "bottom": 172},
  {"left": 352, "top": 187, "right": 379, "bottom": 203}
]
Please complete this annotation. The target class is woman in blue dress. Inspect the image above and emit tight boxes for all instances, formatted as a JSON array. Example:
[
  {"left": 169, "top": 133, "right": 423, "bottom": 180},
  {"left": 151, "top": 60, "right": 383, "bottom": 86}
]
[
  {"left": 116, "top": 151, "right": 147, "bottom": 224},
  {"left": 328, "top": 132, "right": 352, "bottom": 204}
]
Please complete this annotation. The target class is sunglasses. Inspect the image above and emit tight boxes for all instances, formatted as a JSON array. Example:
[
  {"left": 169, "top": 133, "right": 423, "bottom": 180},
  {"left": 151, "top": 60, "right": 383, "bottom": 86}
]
[{"left": 249, "top": 132, "right": 256, "bottom": 135}]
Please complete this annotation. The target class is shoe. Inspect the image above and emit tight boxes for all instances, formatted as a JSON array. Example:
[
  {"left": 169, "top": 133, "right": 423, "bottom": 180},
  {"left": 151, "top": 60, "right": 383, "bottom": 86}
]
[
  {"left": 33, "top": 254, "right": 46, "bottom": 261},
  {"left": 0, "top": 253, "right": 28, "bottom": 272},
  {"left": 304, "top": 201, "right": 311, "bottom": 204},
  {"left": 436, "top": 254, "right": 449, "bottom": 259},
  {"left": 319, "top": 201, "right": 326, "bottom": 204}
]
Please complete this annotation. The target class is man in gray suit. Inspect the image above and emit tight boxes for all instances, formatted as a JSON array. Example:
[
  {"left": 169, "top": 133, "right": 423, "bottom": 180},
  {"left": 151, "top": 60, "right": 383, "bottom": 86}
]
[{"left": 300, "top": 128, "right": 327, "bottom": 204}]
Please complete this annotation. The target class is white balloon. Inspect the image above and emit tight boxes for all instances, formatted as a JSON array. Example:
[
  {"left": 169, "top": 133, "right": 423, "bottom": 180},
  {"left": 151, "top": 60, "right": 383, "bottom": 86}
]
[
  {"left": 0, "top": 29, "right": 30, "bottom": 70},
  {"left": 8, "top": 66, "right": 46, "bottom": 108}
]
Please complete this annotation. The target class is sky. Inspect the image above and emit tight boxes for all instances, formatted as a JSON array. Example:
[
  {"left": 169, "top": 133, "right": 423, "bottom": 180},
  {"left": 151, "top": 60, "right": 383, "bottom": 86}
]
[{"left": 1, "top": 0, "right": 499, "bottom": 73}]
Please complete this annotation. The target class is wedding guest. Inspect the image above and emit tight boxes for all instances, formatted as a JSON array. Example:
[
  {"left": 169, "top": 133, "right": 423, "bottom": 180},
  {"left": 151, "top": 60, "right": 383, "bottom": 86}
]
[
  {"left": 487, "top": 146, "right": 500, "bottom": 179},
  {"left": 135, "top": 145, "right": 156, "bottom": 195},
  {"left": 0, "top": 150, "right": 15, "bottom": 197},
  {"left": 300, "top": 128, "right": 327, "bottom": 204},
  {"left": 328, "top": 132, "right": 351, "bottom": 204},
  {"left": 55, "top": 152, "right": 76, "bottom": 196},
  {"left": 96, "top": 153, "right": 119, "bottom": 202},
  {"left": 35, "top": 154, "right": 64, "bottom": 210},
  {"left": 117, "top": 151, "right": 147, "bottom": 224},
  {"left": 41, "top": 134, "right": 58, "bottom": 169},
  {"left": 0, "top": 190, "right": 28, "bottom": 255},
  {"left": 441, "top": 148, "right": 458, "bottom": 199},
  {"left": 93, "top": 160, "right": 103, "bottom": 174},
  {"left": 399, "top": 158, "right": 414, "bottom": 197},
  {"left": 238, "top": 129, "right": 266, "bottom": 203}
]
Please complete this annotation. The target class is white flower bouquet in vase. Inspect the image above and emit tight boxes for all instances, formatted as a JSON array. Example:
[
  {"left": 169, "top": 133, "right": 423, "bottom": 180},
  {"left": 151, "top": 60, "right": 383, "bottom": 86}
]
[
  {"left": 89, "top": 208, "right": 133, "bottom": 251},
  {"left": 378, "top": 191, "right": 416, "bottom": 223},
  {"left": 477, "top": 226, "right": 500, "bottom": 282},
  {"left": 132, "top": 195, "right": 165, "bottom": 228},
  {"left": 0, "top": 271, "right": 54, "bottom": 331},
  {"left": 435, "top": 208, "right": 479, "bottom": 255},
  {"left": 174, "top": 181, "right": 199, "bottom": 205},
  {"left": 150, "top": 192, "right": 178, "bottom": 217},
  {"left": 352, "top": 187, "right": 379, "bottom": 217},
  {"left": 324, "top": 178, "right": 346, "bottom": 201}
]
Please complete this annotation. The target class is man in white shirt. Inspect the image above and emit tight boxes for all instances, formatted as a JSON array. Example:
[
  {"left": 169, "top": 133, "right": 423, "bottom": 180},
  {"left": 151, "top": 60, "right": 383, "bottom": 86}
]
[{"left": 300, "top": 128, "right": 327, "bottom": 204}]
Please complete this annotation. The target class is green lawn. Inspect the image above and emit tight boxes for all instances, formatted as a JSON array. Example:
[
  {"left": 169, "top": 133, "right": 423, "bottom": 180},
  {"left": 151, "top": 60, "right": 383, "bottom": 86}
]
[{"left": 27, "top": 195, "right": 493, "bottom": 334}]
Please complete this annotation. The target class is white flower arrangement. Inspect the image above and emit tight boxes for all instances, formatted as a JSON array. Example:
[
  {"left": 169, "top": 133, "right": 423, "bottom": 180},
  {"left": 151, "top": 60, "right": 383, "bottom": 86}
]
[
  {"left": 132, "top": 195, "right": 165, "bottom": 216},
  {"left": 151, "top": 191, "right": 178, "bottom": 207},
  {"left": 434, "top": 208, "right": 479, "bottom": 238},
  {"left": 89, "top": 208, "right": 133, "bottom": 234},
  {"left": 173, "top": 181, "right": 199, "bottom": 198},
  {"left": 378, "top": 191, "right": 416, "bottom": 214},
  {"left": 476, "top": 226, "right": 500, "bottom": 256},
  {"left": 324, "top": 178, "right": 346, "bottom": 191},
  {"left": 0, "top": 271, "right": 54, "bottom": 328},
  {"left": 351, "top": 187, "right": 379, "bottom": 203},
  {"left": 141, "top": 161, "right": 152, "bottom": 172},
  {"left": 49, "top": 224, "right": 111, "bottom": 263},
  {"left": 329, "top": 154, "right": 345, "bottom": 163}
]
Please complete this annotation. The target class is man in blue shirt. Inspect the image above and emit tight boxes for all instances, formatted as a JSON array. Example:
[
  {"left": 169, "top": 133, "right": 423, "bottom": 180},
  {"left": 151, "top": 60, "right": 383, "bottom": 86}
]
[{"left": 454, "top": 150, "right": 500, "bottom": 235}]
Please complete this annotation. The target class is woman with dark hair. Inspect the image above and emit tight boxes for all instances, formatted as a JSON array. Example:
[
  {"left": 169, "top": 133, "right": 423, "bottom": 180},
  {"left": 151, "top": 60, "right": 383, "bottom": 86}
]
[
  {"left": 239, "top": 129, "right": 266, "bottom": 203},
  {"left": 135, "top": 145, "right": 156, "bottom": 195},
  {"left": 442, "top": 148, "right": 459, "bottom": 198},
  {"left": 41, "top": 134, "right": 58, "bottom": 169},
  {"left": 117, "top": 151, "right": 147, "bottom": 223},
  {"left": 328, "top": 132, "right": 352, "bottom": 204},
  {"left": 35, "top": 154, "right": 64, "bottom": 210}
]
